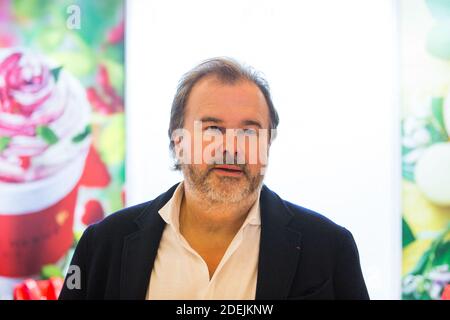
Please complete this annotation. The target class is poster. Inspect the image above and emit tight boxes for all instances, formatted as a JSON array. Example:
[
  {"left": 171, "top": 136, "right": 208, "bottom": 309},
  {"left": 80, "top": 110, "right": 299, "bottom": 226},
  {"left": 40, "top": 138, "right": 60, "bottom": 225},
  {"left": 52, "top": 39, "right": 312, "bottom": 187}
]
[
  {"left": 0, "top": 0, "right": 125, "bottom": 299},
  {"left": 400, "top": 0, "right": 450, "bottom": 300}
]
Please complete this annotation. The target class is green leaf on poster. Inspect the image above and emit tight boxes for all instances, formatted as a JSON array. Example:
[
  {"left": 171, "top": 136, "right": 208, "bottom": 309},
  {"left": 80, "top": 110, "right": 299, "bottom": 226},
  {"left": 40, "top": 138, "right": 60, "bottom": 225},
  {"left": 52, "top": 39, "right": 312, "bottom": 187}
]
[
  {"left": 72, "top": 124, "right": 92, "bottom": 143},
  {"left": 402, "top": 218, "right": 415, "bottom": 248},
  {"left": 118, "top": 161, "right": 125, "bottom": 185},
  {"left": 99, "top": 114, "right": 125, "bottom": 166},
  {"left": 410, "top": 245, "right": 433, "bottom": 276},
  {"left": 50, "top": 51, "right": 95, "bottom": 77},
  {"left": 402, "top": 288, "right": 432, "bottom": 300},
  {"left": 47, "top": 32, "right": 96, "bottom": 77},
  {"left": 40, "top": 264, "right": 63, "bottom": 280},
  {"left": 105, "top": 181, "right": 125, "bottom": 213},
  {"left": 402, "top": 144, "right": 415, "bottom": 156},
  {"left": 76, "top": 0, "right": 123, "bottom": 46},
  {"left": 12, "top": 0, "right": 49, "bottom": 19},
  {"left": 102, "top": 44, "right": 125, "bottom": 66},
  {"left": 73, "top": 230, "right": 83, "bottom": 245},
  {"left": 431, "top": 97, "right": 448, "bottom": 136},
  {"left": 36, "top": 28, "right": 65, "bottom": 52},
  {"left": 425, "top": 123, "right": 448, "bottom": 144},
  {"left": 428, "top": 228, "right": 450, "bottom": 268},
  {"left": 0, "top": 136, "right": 11, "bottom": 152},
  {"left": 36, "top": 126, "right": 58, "bottom": 145},
  {"left": 50, "top": 66, "right": 63, "bottom": 82},
  {"left": 409, "top": 227, "right": 450, "bottom": 276}
]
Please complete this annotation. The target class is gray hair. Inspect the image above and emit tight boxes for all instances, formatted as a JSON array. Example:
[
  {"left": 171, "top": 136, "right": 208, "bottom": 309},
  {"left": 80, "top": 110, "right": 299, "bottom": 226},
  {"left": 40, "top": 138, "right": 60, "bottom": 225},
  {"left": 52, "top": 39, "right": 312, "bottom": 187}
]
[{"left": 168, "top": 57, "right": 279, "bottom": 170}]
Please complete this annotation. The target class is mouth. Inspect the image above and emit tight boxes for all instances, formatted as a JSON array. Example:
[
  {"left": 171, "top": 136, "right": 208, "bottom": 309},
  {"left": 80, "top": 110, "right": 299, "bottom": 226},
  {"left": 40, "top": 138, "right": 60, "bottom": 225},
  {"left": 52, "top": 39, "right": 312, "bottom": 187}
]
[{"left": 211, "top": 165, "right": 244, "bottom": 177}]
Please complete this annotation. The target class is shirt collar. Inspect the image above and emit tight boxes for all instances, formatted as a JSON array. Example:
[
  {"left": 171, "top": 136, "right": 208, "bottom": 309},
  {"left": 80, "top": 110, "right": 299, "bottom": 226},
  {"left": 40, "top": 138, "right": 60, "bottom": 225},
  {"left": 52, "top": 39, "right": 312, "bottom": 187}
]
[
  {"left": 158, "top": 181, "right": 184, "bottom": 232},
  {"left": 158, "top": 181, "right": 262, "bottom": 234}
]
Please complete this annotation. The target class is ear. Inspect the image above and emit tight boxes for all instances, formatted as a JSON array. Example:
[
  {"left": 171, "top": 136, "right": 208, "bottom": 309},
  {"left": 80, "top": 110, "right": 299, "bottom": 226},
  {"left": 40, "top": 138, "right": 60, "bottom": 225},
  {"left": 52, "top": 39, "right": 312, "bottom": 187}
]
[
  {"left": 171, "top": 128, "right": 192, "bottom": 166},
  {"left": 173, "top": 135, "right": 183, "bottom": 160},
  {"left": 173, "top": 134, "right": 183, "bottom": 146}
]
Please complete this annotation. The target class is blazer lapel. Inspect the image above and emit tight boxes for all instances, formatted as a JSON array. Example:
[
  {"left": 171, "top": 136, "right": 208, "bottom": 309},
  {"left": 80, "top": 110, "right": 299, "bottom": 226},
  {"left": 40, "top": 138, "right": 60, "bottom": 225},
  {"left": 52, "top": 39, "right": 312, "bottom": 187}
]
[
  {"left": 119, "top": 183, "right": 180, "bottom": 299},
  {"left": 255, "top": 185, "right": 303, "bottom": 300},
  {"left": 119, "top": 182, "right": 302, "bottom": 299}
]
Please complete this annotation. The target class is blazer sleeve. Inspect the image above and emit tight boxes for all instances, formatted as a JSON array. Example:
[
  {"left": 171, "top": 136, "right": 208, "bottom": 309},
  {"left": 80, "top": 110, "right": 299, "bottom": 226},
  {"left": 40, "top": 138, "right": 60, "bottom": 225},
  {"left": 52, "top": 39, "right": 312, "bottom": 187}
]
[
  {"left": 58, "top": 224, "right": 95, "bottom": 300},
  {"left": 333, "top": 227, "right": 370, "bottom": 300}
]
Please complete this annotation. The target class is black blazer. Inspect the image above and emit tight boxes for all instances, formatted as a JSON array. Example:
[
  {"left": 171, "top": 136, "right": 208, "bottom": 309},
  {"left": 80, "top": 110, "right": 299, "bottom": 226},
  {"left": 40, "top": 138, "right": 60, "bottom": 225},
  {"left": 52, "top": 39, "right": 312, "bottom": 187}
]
[{"left": 59, "top": 182, "right": 369, "bottom": 300}]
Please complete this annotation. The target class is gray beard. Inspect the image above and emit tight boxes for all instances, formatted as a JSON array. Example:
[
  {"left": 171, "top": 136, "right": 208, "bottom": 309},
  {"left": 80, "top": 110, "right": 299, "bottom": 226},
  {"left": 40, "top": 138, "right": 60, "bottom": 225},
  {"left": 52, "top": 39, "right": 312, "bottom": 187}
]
[{"left": 182, "top": 164, "right": 264, "bottom": 204}]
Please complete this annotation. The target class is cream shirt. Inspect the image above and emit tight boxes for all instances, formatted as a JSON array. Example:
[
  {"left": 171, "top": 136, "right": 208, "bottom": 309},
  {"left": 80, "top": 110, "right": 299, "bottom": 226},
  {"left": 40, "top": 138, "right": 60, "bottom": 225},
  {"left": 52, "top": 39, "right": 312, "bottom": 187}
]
[{"left": 146, "top": 181, "right": 261, "bottom": 300}]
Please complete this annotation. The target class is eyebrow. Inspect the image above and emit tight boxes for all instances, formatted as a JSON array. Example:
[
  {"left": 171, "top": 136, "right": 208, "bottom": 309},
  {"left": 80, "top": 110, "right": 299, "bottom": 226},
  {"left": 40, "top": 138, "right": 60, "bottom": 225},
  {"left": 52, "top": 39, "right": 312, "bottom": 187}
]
[
  {"left": 199, "top": 117, "right": 262, "bottom": 128},
  {"left": 200, "top": 116, "right": 223, "bottom": 123},
  {"left": 241, "top": 119, "right": 262, "bottom": 128}
]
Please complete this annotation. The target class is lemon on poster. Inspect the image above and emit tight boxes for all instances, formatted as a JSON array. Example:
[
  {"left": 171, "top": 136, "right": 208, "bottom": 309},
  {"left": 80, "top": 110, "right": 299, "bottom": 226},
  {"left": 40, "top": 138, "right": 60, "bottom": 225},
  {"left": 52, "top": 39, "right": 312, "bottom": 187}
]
[
  {"left": 98, "top": 113, "right": 125, "bottom": 166},
  {"left": 402, "top": 180, "right": 449, "bottom": 236}
]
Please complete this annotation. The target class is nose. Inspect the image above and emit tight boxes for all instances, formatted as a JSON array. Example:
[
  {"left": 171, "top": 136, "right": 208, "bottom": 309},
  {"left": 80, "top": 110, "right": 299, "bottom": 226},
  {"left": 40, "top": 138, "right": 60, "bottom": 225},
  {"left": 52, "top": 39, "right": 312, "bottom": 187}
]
[
  {"left": 223, "top": 131, "right": 236, "bottom": 155},
  {"left": 222, "top": 130, "right": 245, "bottom": 164}
]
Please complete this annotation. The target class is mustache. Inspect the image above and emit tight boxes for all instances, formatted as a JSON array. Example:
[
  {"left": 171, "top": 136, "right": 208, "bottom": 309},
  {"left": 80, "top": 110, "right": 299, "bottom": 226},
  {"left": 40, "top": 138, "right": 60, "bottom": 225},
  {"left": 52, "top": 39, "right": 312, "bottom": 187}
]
[
  {"left": 206, "top": 156, "right": 248, "bottom": 176},
  {"left": 208, "top": 153, "right": 247, "bottom": 171}
]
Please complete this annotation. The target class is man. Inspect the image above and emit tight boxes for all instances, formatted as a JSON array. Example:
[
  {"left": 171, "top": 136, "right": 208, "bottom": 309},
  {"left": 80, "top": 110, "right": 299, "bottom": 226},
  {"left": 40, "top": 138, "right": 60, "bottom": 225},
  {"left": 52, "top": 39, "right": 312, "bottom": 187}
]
[{"left": 59, "top": 57, "right": 369, "bottom": 300}]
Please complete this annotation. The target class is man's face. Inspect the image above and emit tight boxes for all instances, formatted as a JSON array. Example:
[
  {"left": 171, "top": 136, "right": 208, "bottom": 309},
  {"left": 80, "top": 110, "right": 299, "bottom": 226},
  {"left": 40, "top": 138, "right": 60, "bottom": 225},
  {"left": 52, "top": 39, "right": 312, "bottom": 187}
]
[{"left": 175, "top": 76, "right": 271, "bottom": 204}]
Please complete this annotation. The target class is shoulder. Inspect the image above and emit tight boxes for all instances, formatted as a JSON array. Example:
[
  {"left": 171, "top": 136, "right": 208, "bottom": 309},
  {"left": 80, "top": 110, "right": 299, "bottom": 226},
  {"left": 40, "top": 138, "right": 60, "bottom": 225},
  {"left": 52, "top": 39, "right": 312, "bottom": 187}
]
[
  {"left": 85, "top": 183, "right": 179, "bottom": 239},
  {"left": 77, "top": 201, "right": 151, "bottom": 252},
  {"left": 262, "top": 185, "right": 353, "bottom": 246},
  {"left": 283, "top": 199, "right": 348, "bottom": 236},
  {"left": 282, "top": 198, "right": 358, "bottom": 256},
  {"left": 94, "top": 201, "right": 150, "bottom": 231}
]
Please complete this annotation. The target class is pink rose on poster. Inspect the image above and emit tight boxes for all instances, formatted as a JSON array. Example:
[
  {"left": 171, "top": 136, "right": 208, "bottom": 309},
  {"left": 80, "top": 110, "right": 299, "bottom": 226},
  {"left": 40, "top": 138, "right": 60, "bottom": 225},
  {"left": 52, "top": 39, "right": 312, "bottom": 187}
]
[
  {"left": 0, "top": 48, "right": 91, "bottom": 183},
  {"left": 0, "top": 51, "right": 55, "bottom": 119}
]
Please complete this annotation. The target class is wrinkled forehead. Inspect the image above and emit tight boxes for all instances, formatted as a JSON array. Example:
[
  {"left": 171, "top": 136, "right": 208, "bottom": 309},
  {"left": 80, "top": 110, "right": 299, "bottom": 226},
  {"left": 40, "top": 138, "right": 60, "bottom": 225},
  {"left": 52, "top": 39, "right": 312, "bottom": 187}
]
[{"left": 184, "top": 76, "right": 270, "bottom": 128}]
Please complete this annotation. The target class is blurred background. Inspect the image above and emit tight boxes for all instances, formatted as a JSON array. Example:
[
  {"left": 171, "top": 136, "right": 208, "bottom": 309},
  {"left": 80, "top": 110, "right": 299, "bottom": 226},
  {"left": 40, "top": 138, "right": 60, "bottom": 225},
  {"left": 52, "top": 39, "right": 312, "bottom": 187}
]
[{"left": 0, "top": 0, "right": 449, "bottom": 300}]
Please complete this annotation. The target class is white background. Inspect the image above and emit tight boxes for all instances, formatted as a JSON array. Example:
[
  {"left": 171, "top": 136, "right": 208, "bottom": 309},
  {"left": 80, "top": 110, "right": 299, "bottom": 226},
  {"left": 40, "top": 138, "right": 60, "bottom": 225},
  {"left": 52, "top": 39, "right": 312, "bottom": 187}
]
[{"left": 126, "top": 0, "right": 401, "bottom": 299}]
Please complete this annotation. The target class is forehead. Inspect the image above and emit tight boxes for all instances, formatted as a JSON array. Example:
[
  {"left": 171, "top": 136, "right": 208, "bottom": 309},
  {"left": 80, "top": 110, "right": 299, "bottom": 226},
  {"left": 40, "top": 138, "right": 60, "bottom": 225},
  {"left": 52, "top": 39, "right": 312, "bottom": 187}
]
[{"left": 184, "top": 76, "right": 270, "bottom": 126}]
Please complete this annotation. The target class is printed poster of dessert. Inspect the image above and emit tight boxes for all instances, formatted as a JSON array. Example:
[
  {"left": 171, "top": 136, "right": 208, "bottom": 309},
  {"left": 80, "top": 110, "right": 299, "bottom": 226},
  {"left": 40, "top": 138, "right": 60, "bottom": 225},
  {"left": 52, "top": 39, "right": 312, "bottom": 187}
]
[
  {"left": 0, "top": 0, "right": 125, "bottom": 299},
  {"left": 400, "top": 0, "right": 450, "bottom": 300}
]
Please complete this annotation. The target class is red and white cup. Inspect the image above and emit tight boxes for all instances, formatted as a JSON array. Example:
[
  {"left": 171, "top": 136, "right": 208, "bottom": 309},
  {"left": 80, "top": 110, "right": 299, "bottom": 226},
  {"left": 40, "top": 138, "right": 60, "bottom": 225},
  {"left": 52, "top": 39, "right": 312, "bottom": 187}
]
[
  {"left": 0, "top": 47, "right": 92, "bottom": 299},
  {"left": 0, "top": 149, "right": 88, "bottom": 297}
]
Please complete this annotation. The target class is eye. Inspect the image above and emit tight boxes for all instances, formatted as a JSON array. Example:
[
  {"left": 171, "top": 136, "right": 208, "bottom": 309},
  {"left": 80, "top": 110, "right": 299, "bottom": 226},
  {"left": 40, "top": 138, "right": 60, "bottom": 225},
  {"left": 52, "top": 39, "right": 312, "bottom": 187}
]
[
  {"left": 242, "top": 128, "right": 258, "bottom": 135},
  {"left": 204, "top": 126, "right": 223, "bottom": 134}
]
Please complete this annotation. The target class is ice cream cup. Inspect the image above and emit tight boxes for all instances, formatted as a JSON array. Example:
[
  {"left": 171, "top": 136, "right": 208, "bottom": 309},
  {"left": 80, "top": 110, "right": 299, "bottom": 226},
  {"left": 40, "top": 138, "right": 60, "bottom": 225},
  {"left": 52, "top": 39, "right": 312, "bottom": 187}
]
[
  {"left": 0, "top": 48, "right": 92, "bottom": 299},
  {"left": 0, "top": 147, "right": 88, "bottom": 277}
]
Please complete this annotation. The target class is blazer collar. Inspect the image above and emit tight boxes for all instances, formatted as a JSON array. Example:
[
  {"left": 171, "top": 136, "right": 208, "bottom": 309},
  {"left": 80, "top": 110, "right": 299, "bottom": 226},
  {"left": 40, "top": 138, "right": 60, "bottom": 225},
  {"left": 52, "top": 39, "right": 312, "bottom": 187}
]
[
  {"left": 119, "top": 182, "right": 302, "bottom": 300},
  {"left": 120, "top": 183, "right": 179, "bottom": 299},
  {"left": 255, "top": 185, "right": 303, "bottom": 300}
]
